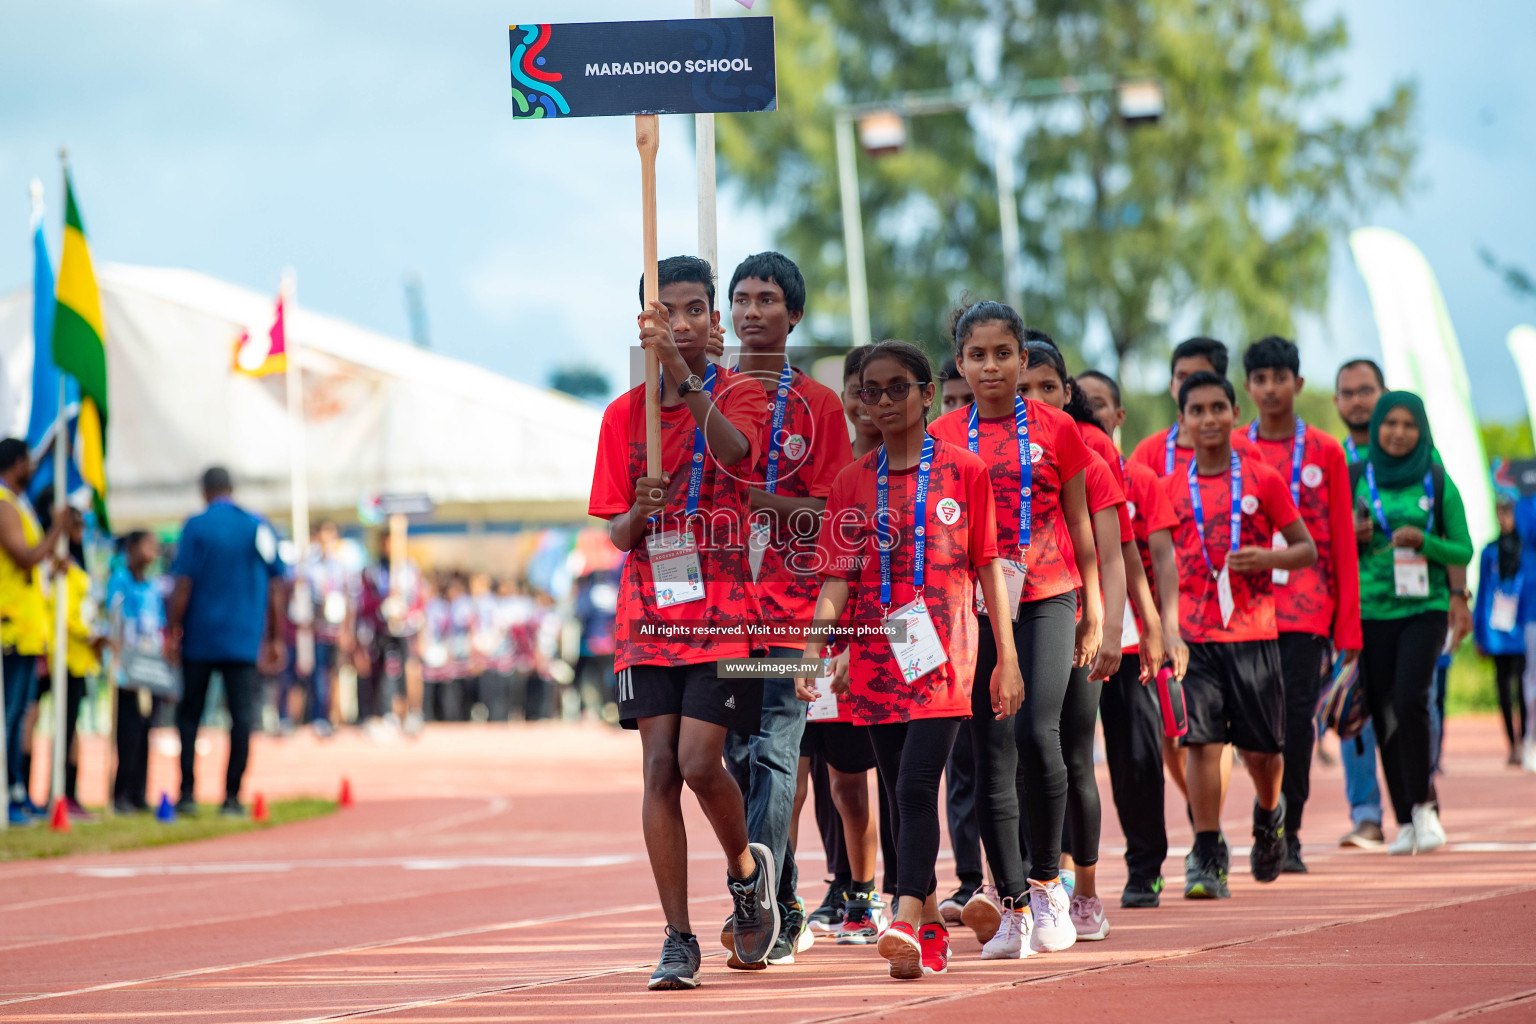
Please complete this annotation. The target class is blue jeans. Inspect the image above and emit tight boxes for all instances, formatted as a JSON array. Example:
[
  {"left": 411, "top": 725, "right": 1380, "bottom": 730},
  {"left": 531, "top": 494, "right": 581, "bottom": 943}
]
[
  {"left": 4, "top": 653, "right": 38, "bottom": 804},
  {"left": 305, "top": 642, "right": 337, "bottom": 725},
  {"left": 724, "top": 647, "right": 806, "bottom": 909},
  {"left": 1342, "top": 719, "right": 1382, "bottom": 827}
]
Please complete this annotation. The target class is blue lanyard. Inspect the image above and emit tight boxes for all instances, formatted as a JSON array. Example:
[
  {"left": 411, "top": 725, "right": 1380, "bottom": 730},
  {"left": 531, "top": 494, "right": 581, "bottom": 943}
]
[
  {"left": 1365, "top": 465, "right": 1434, "bottom": 537},
  {"left": 732, "top": 362, "right": 796, "bottom": 495},
  {"left": 1344, "top": 436, "right": 1361, "bottom": 464},
  {"left": 1164, "top": 423, "right": 1180, "bottom": 476},
  {"left": 876, "top": 435, "right": 935, "bottom": 608},
  {"left": 968, "top": 396, "right": 1031, "bottom": 551},
  {"left": 1188, "top": 451, "right": 1243, "bottom": 579},
  {"left": 658, "top": 363, "right": 719, "bottom": 517},
  {"left": 1248, "top": 417, "right": 1306, "bottom": 505}
]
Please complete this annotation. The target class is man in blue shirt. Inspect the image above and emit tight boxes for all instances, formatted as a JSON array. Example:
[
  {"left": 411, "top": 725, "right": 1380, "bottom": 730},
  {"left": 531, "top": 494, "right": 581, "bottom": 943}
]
[{"left": 166, "top": 467, "right": 285, "bottom": 816}]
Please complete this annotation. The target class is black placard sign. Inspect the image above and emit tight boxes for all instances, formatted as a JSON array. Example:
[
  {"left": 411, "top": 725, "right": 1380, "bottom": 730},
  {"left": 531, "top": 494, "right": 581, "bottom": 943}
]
[{"left": 509, "top": 17, "right": 776, "bottom": 119}]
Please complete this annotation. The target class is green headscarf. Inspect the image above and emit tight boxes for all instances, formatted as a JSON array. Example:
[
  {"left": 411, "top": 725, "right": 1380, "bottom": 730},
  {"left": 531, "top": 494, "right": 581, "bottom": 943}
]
[{"left": 1367, "top": 391, "right": 1435, "bottom": 488}]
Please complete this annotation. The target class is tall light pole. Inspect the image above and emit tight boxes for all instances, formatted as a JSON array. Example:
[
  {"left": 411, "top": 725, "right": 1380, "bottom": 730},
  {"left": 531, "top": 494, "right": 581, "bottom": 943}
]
[{"left": 831, "top": 76, "right": 1162, "bottom": 340}]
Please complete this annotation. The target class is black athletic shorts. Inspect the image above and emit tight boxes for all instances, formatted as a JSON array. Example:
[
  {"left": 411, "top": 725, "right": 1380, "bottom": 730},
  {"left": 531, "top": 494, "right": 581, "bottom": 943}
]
[
  {"left": 800, "top": 720, "right": 878, "bottom": 774},
  {"left": 615, "top": 662, "right": 761, "bottom": 731},
  {"left": 1181, "top": 639, "right": 1285, "bottom": 753}
]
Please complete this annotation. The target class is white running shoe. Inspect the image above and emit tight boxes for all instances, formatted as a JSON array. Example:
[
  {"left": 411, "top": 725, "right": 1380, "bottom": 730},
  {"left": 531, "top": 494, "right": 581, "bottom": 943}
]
[
  {"left": 1028, "top": 879, "right": 1076, "bottom": 953},
  {"left": 1387, "top": 823, "right": 1417, "bottom": 855},
  {"left": 961, "top": 885, "right": 1003, "bottom": 944},
  {"left": 980, "top": 904, "right": 1033, "bottom": 960},
  {"left": 1523, "top": 739, "right": 1536, "bottom": 774},
  {"left": 1412, "top": 803, "right": 1446, "bottom": 852},
  {"left": 1069, "top": 894, "right": 1109, "bottom": 941}
]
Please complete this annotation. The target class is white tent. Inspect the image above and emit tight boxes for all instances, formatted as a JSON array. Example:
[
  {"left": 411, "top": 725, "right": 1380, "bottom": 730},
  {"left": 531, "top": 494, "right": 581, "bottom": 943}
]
[{"left": 0, "top": 264, "right": 602, "bottom": 527}]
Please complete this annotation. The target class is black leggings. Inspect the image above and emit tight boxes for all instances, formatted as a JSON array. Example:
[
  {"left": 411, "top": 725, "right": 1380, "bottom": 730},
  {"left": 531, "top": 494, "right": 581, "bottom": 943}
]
[
  {"left": 1493, "top": 654, "right": 1527, "bottom": 749},
  {"left": 869, "top": 717, "right": 962, "bottom": 904},
  {"left": 1058, "top": 665, "right": 1103, "bottom": 868},
  {"left": 968, "top": 591, "right": 1077, "bottom": 900},
  {"left": 1360, "top": 611, "right": 1447, "bottom": 825}
]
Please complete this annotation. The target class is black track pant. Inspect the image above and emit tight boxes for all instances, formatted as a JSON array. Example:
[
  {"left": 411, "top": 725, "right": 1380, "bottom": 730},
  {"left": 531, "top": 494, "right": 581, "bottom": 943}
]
[
  {"left": 1494, "top": 654, "right": 1527, "bottom": 748},
  {"left": 1360, "top": 612, "right": 1447, "bottom": 825},
  {"left": 1058, "top": 664, "right": 1103, "bottom": 868},
  {"left": 1099, "top": 653, "right": 1167, "bottom": 884},
  {"left": 810, "top": 753, "right": 851, "bottom": 882},
  {"left": 1278, "top": 632, "right": 1330, "bottom": 835},
  {"left": 177, "top": 661, "right": 258, "bottom": 803},
  {"left": 969, "top": 591, "right": 1077, "bottom": 900},
  {"left": 869, "top": 717, "right": 962, "bottom": 904},
  {"left": 944, "top": 726, "right": 984, "bottom": 889}
]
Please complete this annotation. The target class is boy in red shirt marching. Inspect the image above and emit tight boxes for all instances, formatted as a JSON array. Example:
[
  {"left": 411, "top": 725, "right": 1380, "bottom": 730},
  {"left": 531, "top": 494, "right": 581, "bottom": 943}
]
[
  {"left": 722, "top": 252, "right": 854, "bottom": 965},
  {"left": 1240, "top": 337, "right": 1362, "bottom": 873},
  {"left": 587, "top": 256, "right": 776, "bottom": 990},
  {"left": 1162, "top": 372, "right": 1317, "bottom": 900}
]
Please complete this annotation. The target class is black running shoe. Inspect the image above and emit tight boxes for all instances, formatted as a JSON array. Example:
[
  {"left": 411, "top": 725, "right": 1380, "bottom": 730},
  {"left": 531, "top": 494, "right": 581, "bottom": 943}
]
[
  {"left": 807, "top": 880, "right": 846, "bottom": 933},
  {"left": 938, "top": 882, "right": 978, "bottom": 926},
  {"left": 1251, "top": 797, "right": 1287, "bottom": 883},
  {"left": 720, "top": 916, "right": 768, "bottom": 971},
  {"left": 1120, "top": 876, "right": 1163, "bottom": 909},
  {"left": 647, "top": 926, "right": 702, "bottom": 990},
  {"left": 1283, "top": 833, "right": 1308, "bottom": 874},
  {"left": 1184, "top": 839, "right": 1230, "bottom": 900},
  {"left": 767, "top": 901, "right": 808, "bottom": 965},
  {"left": 727, "top": 843, "right": 780, "bottom": 966}
]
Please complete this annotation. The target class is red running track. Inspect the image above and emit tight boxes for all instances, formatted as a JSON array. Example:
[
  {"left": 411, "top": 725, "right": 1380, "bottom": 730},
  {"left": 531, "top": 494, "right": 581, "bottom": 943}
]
[{"left": 1, "top": 716, "right": 1532, "bottom": 1022}]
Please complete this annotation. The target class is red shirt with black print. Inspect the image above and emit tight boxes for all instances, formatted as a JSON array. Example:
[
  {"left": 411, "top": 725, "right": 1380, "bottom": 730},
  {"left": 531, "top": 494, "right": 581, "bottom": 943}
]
[
  {"left": 817, "top": 438, "right": 998, "bottom": 725},
  {"left": 588, "top": 368, "right": 769, "bottom": 671}
]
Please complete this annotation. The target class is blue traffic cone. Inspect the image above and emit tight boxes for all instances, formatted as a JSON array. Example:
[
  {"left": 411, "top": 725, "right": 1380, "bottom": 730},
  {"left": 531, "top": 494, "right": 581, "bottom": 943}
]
[{"left": 156, "top": 792, "right": 177, "bottom": 823}]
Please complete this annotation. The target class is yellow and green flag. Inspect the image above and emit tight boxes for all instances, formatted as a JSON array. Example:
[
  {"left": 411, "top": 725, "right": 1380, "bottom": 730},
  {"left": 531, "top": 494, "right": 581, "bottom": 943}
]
[{"left": 51, "top": 172, "right": 109, "bottom": 528}]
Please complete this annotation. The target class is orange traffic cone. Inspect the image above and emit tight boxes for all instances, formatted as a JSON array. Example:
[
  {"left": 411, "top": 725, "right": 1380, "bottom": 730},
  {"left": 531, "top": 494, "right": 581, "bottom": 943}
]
[
  {"left": 49, "top": 798, "right": 71, "bottom": 833},
  {"left": 338, "top": 777, "right": 354, "bottom": 809},
  {"left": 252, "top": 793, "right": 269, "bottom": 823}
]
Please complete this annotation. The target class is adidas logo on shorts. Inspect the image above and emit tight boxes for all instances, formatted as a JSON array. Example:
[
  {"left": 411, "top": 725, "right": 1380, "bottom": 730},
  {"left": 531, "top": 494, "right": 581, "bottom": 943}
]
[{"left": 725, "top": 695, "right": 736, "bottom": 710}]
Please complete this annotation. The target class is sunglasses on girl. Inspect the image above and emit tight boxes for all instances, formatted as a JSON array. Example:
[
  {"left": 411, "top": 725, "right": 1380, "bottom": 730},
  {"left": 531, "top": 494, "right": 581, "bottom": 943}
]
[{"left": 857, "top": 380, "right": 930, "bottom": 405}]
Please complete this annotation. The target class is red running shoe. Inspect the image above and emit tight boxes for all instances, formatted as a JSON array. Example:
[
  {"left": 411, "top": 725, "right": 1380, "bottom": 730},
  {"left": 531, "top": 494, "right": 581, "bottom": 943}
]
[
  {"left": 876, "top": 920, "right": 923, "bottom": 980},
  {"left": 919, "top": 922, "right": 950, "bottom": 975}
]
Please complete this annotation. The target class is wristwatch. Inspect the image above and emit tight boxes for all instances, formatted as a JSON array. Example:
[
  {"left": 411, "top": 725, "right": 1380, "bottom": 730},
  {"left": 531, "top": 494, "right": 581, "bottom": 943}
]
[
  {"left": 1451, "top": 588, "right": 1472, "bottom": 602},
  {"left": 676, "top": 373, "right": 705, "bottom": 396}
]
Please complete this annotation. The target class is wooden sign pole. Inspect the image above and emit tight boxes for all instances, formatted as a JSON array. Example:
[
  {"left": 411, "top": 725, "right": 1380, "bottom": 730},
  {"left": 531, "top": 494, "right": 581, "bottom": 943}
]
[{"left": 636, "top": 114, "right": 662, "bottom": 478}]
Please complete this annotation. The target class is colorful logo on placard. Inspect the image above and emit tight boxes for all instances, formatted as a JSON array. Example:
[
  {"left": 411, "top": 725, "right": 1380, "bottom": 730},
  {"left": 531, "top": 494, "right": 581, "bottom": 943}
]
[{"left": 510, "top": 24, "right": 570, "bottom": 119}]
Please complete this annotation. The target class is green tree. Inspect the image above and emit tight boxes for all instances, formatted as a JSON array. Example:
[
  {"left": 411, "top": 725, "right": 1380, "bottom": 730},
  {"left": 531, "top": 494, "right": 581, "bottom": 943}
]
[
  {"left": 549, "top": 365, "right": 610, "bottom": 402},
  {"left": 716, "top": 0, "right": 1417, "bottom": 371}
]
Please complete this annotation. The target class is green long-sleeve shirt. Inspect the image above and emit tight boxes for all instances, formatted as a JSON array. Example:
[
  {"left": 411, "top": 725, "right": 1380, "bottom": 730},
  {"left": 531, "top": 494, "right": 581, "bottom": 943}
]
[{"left": 1354, "top": 470, "right": 1473, "bottom": 620}]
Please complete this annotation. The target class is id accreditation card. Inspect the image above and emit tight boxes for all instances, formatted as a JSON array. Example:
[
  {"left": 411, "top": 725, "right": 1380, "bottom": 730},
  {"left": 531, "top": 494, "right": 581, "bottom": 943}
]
[
  {"left": 884, "top": 596, "right": 949, "bottom": 683},
  {"left": 646, "top": 529, "right": 705, "bottom": 608},
  {"left": 973, "top": 559, "right": 1026, "bottom": 620},
  {"left": 807, "top": 661, "right": 841, "bottom": 722},
  {"left": 1392, "top": 546, "right": 1430, "bottom": 598}
]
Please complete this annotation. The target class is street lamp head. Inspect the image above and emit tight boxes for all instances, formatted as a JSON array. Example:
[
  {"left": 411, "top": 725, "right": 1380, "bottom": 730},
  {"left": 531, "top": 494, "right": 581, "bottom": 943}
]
[
  {"left": 858, "top": 110, "right": 906, "bottom": 156},
  {"left": 1118, "top": 80, "right": 1164, "bottom": 127}
]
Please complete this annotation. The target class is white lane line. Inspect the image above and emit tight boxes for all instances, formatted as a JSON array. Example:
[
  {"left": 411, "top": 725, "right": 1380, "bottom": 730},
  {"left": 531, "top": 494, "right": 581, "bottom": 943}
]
[
  {"left": 63, "top": 854, "right": 645, "bottom": 878},
  {"left": 0, "top": 894, "right": 728, "bottom": 1009}
]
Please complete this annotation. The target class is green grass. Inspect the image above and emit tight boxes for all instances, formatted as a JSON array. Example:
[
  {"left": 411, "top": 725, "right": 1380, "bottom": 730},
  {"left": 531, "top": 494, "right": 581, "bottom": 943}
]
[
  {"left": 0, "top": 798, "right": 336, "bottom": 861},
  {"left": 1446, "top": 644, "right": 1504, "bottom": 718}
]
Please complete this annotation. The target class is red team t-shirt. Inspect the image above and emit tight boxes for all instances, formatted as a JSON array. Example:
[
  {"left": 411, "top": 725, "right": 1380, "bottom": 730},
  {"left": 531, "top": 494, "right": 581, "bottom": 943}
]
[
  {"left": 817, "top": 438, "right": 999, "bottom": 725},
  {"left": 588, "top": 368, "right": 769, "bottom": 671},
  {"left": 1236, "top": 423, "right": 1363, "bottom": 649},
  {"left": 1162, "top": 454, "right": 1301, "bottom": 644},
  {"left": 1122, "top": 459, "right": 1180, "bottom": 653},
  {"left": 929, "top": 400, "right": 1091, "bottom": 603},
  {"left": 745, "top": 368, "right": 855, "bottom": 650}
]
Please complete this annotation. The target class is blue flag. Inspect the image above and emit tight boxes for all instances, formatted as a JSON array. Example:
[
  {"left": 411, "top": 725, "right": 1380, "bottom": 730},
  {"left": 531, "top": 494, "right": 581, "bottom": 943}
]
[{"left": 25, "top": 204, "right": 85, "bottom": 503}]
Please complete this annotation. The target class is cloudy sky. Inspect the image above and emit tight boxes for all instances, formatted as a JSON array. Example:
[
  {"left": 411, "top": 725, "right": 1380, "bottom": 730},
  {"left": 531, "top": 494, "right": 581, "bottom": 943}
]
[{"left": 2, "top": 0, "right": 1532, "bottom": 417}]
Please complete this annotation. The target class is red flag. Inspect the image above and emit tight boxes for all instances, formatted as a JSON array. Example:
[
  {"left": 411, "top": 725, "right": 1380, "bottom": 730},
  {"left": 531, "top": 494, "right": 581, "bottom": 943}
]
[{"left": 233, "top": 294, "right": 288, "bottom": 377}]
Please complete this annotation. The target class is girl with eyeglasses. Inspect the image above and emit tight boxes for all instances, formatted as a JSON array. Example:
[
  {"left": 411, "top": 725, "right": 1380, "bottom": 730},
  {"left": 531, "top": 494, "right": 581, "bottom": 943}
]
[
  {"left": 927, "top": 304, "right": 1100, "bottom": 958},
  {"left": 799, "top": 340, "right": 1022, "bottom": 981}
]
